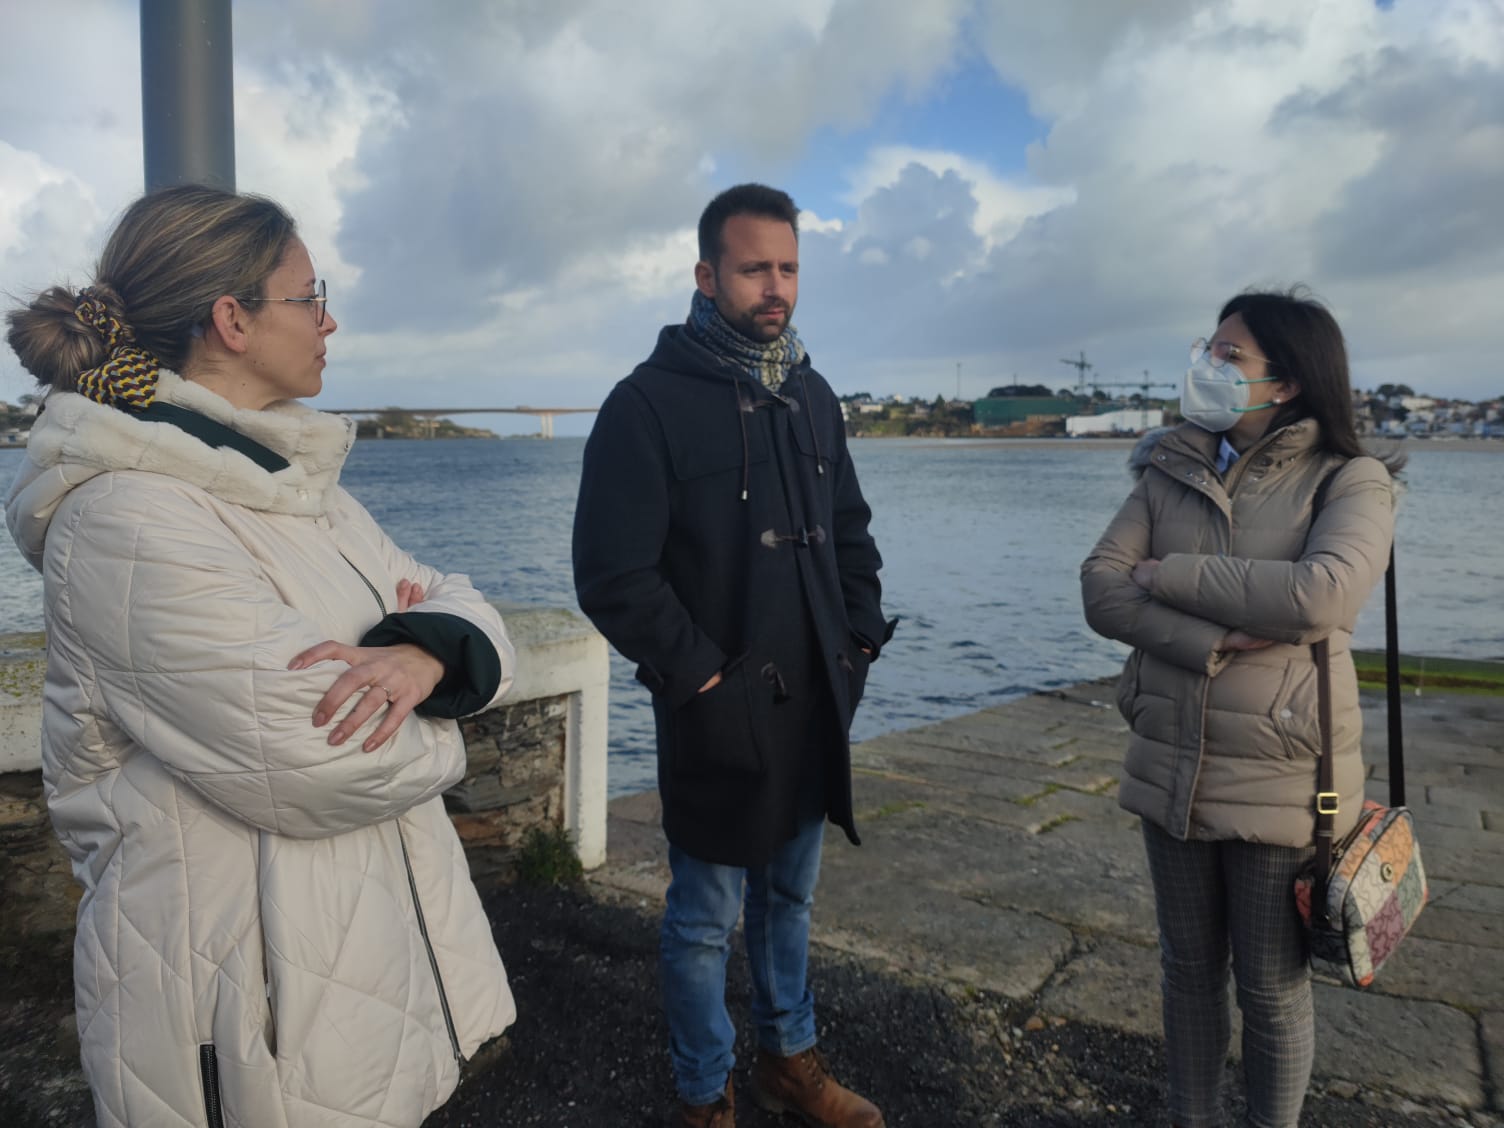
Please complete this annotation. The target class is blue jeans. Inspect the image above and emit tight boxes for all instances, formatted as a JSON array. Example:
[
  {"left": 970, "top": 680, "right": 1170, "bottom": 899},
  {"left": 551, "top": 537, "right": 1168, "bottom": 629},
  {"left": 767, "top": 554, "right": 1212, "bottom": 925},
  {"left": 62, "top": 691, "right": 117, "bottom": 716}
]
[{"left": 661, "top": 816, "right": 825, "bottom": 1105}]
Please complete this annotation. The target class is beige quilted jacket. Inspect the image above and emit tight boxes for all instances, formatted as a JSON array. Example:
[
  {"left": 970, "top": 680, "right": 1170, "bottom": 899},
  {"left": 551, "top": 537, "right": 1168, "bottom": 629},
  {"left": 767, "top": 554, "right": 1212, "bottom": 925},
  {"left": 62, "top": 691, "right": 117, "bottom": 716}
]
[
  {"left": 6, "top": 373, "right": 516, "bottom": 1127},
  {"left": 1081, "top": 420, "right": 1395, "bottom": 847}
]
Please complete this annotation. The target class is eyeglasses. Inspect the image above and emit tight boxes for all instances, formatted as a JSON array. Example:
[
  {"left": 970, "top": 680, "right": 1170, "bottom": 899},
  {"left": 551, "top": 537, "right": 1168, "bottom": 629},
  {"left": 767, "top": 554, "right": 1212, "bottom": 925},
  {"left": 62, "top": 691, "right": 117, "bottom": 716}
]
[
  {"left": 241, "top": 279, "right": 328, "bottom": 326},
  {"left": 1190, "top": 337, "right": 1273, "bottom": 370}
]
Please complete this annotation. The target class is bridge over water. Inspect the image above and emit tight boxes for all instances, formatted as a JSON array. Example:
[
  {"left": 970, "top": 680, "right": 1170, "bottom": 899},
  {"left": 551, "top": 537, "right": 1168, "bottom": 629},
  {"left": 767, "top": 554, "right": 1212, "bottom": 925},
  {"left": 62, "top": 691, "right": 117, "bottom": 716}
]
[{"left": 325, "top": 406, "right": 598, "bottom": 439}]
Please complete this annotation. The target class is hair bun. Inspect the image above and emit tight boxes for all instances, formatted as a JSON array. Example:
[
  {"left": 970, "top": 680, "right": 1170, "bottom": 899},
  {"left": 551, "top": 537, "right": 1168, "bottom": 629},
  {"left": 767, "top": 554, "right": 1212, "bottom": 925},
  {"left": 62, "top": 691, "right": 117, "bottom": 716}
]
[{"left": 5, "top": 285, "right": 111, "bottom": 390}]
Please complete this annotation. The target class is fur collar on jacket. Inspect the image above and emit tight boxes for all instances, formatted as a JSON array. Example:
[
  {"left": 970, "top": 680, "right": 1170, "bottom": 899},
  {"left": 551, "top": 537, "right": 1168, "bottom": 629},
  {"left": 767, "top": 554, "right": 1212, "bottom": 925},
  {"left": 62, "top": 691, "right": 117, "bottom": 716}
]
[
  {"left": 1151, "top": 418, "right": 1323, "bottom": 476},
  {"left": 6, "top": 371, "right": 357, "bottom": 569}
]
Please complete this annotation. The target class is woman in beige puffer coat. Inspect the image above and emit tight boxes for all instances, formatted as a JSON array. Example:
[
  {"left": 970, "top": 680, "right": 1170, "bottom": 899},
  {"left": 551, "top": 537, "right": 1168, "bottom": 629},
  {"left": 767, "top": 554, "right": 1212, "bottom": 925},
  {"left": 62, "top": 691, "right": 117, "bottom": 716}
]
[
  {"left": 1081, "top": 289, "right": 1397, "bottom": 1128},
  {"left": 5, "top": 186, "right": 516, "bottom": 1128}
]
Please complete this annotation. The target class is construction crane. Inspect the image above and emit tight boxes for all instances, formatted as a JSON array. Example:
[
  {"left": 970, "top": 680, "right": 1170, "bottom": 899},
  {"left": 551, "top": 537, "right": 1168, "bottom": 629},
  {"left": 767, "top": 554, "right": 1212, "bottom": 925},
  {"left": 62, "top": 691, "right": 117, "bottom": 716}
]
[
  {"left": 1087, "top": 370, "right": 1178, "bottom": 401},
  {"left": 1060, "top": 351, "right": 1093, "bottom": 395}
]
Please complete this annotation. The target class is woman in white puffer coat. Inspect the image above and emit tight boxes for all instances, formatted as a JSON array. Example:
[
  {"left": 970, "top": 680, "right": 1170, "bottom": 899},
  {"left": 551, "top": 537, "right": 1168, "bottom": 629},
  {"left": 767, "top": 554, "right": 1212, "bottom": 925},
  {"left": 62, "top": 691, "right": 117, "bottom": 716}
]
[{"left": 5, "top": 186, "right": 517, "bottom": 1128}]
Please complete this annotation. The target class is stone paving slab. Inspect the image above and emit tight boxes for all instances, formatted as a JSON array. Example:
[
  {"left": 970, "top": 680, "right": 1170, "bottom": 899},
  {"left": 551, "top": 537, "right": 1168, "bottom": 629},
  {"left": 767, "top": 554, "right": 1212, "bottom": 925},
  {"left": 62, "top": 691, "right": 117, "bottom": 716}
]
[
  {"left": 813, "top": 882, "right": 1075, "bottom": 1000},
  {"left": 854, "top": 738, "right": 1119, "bottom": 794},
  {"left": 1351, "top": 934, "right": 1504, "bottom": 1010},
  {"left": 1432, "top": 880, "right": 1504, "bottom": 915},
  {"left": 1428, "top": 786, "right": 1503, "bottom": 812},
  {"left": 848, "top": 766, "right": 1118, "bottom": 835},
  {"left": 848, "top": 751, "right": 1058, "bottom": 803},
  {"left": 596, "top": 682, "right": 1504, "bottom": 1114},
  {"left": 1410, "top": 903, "right": 1504, "bottom": 949},
  {"left": 1039, "top": 941, "right": 1488, "bottom": 1107},
  {"left": 1314, "top": 986, "right": 1486, "bottom": 1108},
  {"left": 1412, "top": 801, "right": 1487, "bottom": 830},
  {"left": 1038, "top": 937, "right": 1162, "bottom": 1038}
]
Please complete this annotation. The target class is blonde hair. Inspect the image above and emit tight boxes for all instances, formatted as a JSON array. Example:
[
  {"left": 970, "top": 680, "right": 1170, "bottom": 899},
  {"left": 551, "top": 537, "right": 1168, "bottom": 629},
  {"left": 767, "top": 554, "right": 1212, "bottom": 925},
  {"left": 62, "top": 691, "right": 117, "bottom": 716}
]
[{"left": 6, "top": 185, "right": 297, "bottom": 391}]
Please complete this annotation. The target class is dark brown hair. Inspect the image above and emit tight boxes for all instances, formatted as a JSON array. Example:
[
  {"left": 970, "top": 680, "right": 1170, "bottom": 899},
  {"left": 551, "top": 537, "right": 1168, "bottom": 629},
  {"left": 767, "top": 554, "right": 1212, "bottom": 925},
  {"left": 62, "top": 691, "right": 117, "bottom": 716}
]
[
  {"left": 1219, "top": 287, "right": 1405, "bottom": 475},
  {"left": 697, "top": 183, "right": 799, "bottom": 266}
]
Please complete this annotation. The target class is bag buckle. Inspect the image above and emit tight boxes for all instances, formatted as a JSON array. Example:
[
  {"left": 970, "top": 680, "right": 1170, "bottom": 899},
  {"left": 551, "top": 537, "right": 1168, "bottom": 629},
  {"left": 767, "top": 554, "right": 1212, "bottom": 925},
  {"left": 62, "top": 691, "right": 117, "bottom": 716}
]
[{"left": 1316, "top": 792, "right": 1340, "bottom": 816}]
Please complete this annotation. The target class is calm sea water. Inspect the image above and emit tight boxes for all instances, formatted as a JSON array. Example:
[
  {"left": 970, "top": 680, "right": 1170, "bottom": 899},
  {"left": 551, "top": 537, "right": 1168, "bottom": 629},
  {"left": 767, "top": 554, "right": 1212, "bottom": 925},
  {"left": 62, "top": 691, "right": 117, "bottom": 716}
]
[{"left": 1, "top": 439, "right": 1498, "bottom": 796}]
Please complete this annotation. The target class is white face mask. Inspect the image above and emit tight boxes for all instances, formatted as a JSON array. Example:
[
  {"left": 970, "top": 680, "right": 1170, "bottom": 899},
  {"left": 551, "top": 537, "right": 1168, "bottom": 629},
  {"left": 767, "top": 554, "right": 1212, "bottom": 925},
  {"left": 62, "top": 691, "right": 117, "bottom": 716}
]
[{"left": 1180, "top": 354, "right": 1278, "bottom": 433}]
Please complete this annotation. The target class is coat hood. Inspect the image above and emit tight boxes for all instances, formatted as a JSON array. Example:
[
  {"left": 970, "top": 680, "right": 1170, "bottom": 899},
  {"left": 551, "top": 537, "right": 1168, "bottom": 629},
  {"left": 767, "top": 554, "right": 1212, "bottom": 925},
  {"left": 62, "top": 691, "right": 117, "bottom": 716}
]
[
  {"left": 1127, "top": 426, "right": 1174, "bottom": 479},
  {"left": 637, "top": 322, "right": 829, "bottom": 504},
  {"left": 6, "top": 371, "right": 356, "bottom": 570}
]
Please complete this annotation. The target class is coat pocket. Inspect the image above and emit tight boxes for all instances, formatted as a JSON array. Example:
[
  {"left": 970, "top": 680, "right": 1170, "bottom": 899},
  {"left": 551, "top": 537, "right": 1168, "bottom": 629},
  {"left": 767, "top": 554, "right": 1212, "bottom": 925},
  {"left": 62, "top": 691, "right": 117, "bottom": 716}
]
[
  {"left": 839, "top": 647, "right": 872, "bottom": 721},
  {"left": 790, "top": 408, "right": 834, "bottom": 473},
  {"left": 1269, "top": 658, "right": 1319, "bottom": 760},
  {"left": 671, "top": 659, "right": 768, "bottom": 776}
]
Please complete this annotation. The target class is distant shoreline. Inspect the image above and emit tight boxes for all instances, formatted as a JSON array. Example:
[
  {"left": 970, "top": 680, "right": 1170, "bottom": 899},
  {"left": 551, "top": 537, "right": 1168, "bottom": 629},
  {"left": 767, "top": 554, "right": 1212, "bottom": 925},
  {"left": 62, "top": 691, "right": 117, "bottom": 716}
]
[{"left": 856, "top": 435, "right": 1504, "bottom": 454}]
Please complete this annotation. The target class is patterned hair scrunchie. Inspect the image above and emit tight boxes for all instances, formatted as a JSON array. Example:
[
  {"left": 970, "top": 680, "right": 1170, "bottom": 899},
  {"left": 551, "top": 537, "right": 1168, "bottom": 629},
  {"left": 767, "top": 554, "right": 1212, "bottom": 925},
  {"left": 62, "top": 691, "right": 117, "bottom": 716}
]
[{"left": 73, "top": 288, "right": 160, "bottom": 410}]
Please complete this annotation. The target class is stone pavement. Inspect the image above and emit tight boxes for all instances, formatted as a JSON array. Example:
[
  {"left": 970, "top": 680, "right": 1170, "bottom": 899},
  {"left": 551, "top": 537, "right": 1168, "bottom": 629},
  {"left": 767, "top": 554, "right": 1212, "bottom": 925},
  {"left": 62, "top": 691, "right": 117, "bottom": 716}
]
[{"left": 596, "top": 680, "right": 1504, "bottom": 1116}]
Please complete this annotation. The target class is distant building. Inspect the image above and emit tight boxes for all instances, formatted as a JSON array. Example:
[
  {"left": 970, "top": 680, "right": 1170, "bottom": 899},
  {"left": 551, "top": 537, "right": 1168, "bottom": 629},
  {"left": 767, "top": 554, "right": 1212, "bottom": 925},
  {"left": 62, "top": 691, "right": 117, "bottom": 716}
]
[
  {"left": 972, "top": 395, "right": 1080, "bottom": 429},
  {"left": 1066, "top": 407, "right": 1168, "bottom": 436}
]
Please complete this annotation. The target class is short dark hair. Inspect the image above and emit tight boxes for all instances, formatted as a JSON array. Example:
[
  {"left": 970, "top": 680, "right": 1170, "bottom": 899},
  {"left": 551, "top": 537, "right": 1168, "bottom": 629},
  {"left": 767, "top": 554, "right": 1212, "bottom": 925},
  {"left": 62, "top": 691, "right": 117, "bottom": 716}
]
[
  {"left": 1218, "top": 286, "right": 1403, "bottom": 474},
  {"left": 697, "top": 183, "right": 799, "bottom": 265}
]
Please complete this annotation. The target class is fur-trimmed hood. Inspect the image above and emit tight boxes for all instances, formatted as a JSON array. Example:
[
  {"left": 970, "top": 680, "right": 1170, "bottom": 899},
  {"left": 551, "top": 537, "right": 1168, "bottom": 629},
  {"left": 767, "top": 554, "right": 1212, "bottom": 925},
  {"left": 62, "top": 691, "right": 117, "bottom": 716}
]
[{"left": 6, "top": 371, "right": 356, "bottom": 569}]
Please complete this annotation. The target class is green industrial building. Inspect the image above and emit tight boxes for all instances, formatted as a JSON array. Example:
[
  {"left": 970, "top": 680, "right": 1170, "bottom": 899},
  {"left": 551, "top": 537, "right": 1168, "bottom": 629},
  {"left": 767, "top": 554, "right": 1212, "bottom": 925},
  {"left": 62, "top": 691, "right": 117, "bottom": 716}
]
[{"left": 972, "top": 395, "right": 1083, "bottom": 428}]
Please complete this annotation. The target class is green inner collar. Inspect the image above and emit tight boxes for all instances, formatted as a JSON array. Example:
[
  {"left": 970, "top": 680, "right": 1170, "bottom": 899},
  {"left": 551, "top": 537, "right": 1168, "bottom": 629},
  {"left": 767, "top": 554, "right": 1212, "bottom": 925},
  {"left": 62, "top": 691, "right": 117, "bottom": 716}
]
[{"left": 131, "top": 401, "right": 290, "bottom": 473}]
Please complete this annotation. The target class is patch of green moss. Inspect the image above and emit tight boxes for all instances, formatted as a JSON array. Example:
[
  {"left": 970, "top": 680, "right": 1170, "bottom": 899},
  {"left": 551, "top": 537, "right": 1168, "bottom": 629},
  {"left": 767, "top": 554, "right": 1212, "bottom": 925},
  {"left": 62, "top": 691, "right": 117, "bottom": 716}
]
[
  {"left": 513, "top": 825, "right": 584, "bottom": 887},
  {"left": 0, "top": 659, "right": 45, "bottom": 700},
  {"left": 1034, "top": 814, "right": 1080, "bottom": 835},
  {"left": 1352, "top": 651, "right": 1504, "bottom": 696},
  {"left": 1012, "top": 783, "right": 1060, "bottom": 807},
  {"left": 863, "top": 799, "right": 926, "bottom": 820}
]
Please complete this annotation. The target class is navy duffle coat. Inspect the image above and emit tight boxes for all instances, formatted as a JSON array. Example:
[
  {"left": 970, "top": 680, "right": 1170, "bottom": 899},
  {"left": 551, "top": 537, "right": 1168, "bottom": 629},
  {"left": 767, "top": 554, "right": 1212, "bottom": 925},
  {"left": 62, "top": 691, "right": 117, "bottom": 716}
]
[{"left": 573, "top": 325, "right": 890, "bottom": 867}]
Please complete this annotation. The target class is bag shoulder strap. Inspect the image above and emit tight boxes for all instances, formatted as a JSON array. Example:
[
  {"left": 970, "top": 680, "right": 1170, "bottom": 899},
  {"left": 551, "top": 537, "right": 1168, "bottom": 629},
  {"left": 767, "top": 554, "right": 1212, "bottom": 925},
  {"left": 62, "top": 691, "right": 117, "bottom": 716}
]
[
  {"left": 1312, "top": 638, "right": 1337, "bottom": 920},
  {"left": 1309, "top": 458, "right": 1402, "bottom": 914}
]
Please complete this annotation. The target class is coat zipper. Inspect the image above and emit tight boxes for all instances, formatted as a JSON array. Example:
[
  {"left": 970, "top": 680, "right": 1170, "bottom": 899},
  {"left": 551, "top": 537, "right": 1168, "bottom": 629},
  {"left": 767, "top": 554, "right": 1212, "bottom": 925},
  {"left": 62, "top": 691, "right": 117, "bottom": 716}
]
[
  {"left": 398, "top": 821, "right": 465, "bottom": 1066},
  {"left": 339, "top": 550, "right": 462, "bottom": 1065},
  {"left": 339, "top": 550, "right": 388, "bottom": 615},
  {"left": 199, "top": 1044, "right": 226, "bottom": 1128}
]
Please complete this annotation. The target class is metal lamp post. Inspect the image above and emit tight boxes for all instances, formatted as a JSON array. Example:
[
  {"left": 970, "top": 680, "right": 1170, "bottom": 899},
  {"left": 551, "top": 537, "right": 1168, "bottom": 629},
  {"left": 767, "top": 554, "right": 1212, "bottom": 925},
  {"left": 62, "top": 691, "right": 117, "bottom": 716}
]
[{"left": 140, "top": 0, "right": 235, "bottom": 191}]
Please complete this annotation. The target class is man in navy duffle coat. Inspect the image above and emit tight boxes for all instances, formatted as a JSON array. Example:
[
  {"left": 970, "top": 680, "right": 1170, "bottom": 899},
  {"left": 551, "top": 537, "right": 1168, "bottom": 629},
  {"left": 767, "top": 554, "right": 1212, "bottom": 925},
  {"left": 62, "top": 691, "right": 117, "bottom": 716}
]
[{"left": 572, "top": 183, "right": 892, "bottom": 1128}]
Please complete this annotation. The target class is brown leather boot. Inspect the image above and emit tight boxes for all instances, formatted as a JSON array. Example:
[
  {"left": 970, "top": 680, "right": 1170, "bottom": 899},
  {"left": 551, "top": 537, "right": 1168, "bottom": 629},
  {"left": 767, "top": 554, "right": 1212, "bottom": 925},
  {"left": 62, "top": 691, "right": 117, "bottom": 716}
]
[
  {"left": 749, "top": 1048, "right": 884, "bottom": 1127},
  {"left": 670, "top": 1078, "right": 734, "bottom": 1128}
]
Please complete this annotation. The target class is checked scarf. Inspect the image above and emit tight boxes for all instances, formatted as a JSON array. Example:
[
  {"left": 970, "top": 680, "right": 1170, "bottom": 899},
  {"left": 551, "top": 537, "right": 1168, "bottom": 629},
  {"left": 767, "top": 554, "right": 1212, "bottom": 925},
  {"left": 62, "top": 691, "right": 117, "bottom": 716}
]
[{"left": 684, "top": 289, "right": 805, "bottom": 392}]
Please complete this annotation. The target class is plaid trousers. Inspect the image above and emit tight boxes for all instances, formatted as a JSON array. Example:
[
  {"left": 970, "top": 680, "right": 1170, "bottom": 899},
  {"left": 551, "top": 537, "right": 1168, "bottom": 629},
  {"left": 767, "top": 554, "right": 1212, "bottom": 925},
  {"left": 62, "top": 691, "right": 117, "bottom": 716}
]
[{"left": 1141, "top": 820, "right": 1315, "bottom": 1128}]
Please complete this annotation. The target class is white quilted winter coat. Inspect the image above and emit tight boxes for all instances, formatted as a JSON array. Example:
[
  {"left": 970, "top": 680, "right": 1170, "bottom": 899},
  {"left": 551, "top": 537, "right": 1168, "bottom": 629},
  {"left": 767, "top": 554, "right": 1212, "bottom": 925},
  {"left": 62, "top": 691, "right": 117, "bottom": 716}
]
[{"left": 5, "top": 372, "right": 517, "bottom": 1128}]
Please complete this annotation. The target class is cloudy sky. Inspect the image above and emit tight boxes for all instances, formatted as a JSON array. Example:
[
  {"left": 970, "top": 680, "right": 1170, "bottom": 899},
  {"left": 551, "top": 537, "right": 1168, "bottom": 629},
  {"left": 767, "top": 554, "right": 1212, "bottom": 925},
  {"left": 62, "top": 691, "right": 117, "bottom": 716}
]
[{"left": 2, "top": 0, "right": 1500, "bottom": 436}]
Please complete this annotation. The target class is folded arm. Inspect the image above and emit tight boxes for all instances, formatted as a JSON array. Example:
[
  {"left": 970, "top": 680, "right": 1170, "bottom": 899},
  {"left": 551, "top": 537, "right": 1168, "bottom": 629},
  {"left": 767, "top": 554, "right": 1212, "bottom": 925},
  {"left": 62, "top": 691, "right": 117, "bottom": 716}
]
[
  {"left": 330, "top": 487, "right": 515, "bottom": 717},
  {"left": 1148, "top": 459, "right": 1395, "bottom": 644},
  {"left": 1080, "top": 478, "right": 1236, "bottom": 676},
  {"left": 50, "top": 481, "right": 471, "bottom": 838}
]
